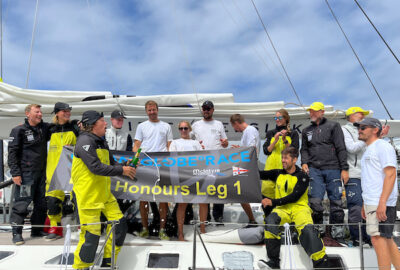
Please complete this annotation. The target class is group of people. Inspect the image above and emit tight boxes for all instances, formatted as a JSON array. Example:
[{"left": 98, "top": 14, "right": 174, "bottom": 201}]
[{"left": 6, "top": 99, "right": 399, "bottom": 270}]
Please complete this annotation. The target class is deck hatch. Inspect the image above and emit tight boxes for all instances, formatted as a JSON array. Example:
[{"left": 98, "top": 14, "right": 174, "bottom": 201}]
[
  {"left": 44, "top": 252, "right": 101, "bottom": 265},
  {"left": 0, "top": 251, "right": 14, "bottom": 261},
  {"left": 147, "top": 253, "right": 179, "bottom": 268}
]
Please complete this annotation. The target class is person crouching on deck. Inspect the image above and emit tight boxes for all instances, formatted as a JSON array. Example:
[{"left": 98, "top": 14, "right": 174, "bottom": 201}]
[
  {"left": 71, "top": 110, "right": 136, "bottom": 269},
  {"left": 258, "top": 147, "right": 333, "bottom": 270}
]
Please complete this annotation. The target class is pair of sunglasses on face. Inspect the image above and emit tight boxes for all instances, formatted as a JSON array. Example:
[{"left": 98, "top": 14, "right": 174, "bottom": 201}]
[
  {"left": 357, "top": 125, "right": 374, "bottom": 130},
  {"left": 274, "top": 116, "right": 283, "bottom": 120},
  {"left": 179, "top": 127, "right": 189, "bottom": 131},
  {"left": 202, "top": 106, "right": 212, "bottom": 111}
]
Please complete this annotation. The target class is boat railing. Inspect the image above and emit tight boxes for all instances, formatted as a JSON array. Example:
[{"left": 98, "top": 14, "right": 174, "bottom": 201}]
[{"left": 0, "top": 218, "right": 400, "bottom": 269}]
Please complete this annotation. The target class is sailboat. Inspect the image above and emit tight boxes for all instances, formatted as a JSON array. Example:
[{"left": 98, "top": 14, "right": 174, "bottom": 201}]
[{"left": 0, "top": 1, "right": 400, "bottom": 269}]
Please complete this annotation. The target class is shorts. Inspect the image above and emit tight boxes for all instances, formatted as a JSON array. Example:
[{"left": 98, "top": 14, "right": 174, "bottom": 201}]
[{"left": 364, "top": 205, "right": 396, "bottom": 239}]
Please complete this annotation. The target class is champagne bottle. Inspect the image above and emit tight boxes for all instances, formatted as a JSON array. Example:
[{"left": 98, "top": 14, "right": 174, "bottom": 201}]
[{"left": 130, "top": 148, "right": 141, "bottom": 168}]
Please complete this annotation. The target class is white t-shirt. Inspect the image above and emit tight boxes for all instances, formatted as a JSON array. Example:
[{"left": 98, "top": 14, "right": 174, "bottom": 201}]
[
  {"left": 134, "top": 120, "right": 173, "bottom": 152},
  {"left": 191, "top": 119, "right": 227, "bottom": 150},
  {"left": 169, "top": 138, "right": 202, "bottom": 151},
  {"left": 241, "top": 125, "right": 260, "bottom": 149},
  {"left": 361, "top": 139, "right": 398, "bottom": 206}
]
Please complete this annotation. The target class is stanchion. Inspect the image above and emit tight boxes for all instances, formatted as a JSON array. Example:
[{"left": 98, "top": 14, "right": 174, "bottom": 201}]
[
  {"left": 111, "top": 220, "right": 116, "bottom": 270},
  {"left": 359, "top": 222, "right": 364, "bottom": 270},
  {"left": 191, "top": 221, "right": 197, "bottom": 270}
]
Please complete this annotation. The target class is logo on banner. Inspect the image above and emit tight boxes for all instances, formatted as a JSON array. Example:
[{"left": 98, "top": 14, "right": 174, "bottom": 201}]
[{"left": 232, "top": 166, "right": 248, "bottom": 176}]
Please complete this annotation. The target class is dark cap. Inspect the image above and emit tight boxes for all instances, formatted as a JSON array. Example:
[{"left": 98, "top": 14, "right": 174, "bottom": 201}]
[
  {"left": 202, "top": 100, "right": 214, "bottom": 109},
  {"left": 353, "top": 117, "right": 382, "bottom": 130},
  {"left": 52, "top": 102, "right": 72, "bottom": 114},
  {"left": 111, "top": 110, "right": 126, "bottom": 119},
  {"left": 81, "top": 110, "right": 104, "bottom": 125}
]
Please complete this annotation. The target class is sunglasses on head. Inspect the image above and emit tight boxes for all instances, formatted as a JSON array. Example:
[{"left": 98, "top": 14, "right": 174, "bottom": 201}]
[
  {"left": 179, "top": 127, "right": 189, "bottom": 131},
  {"left": 274, "top": 116, "right": 283, "bottom": 120},
  {"left": 358, "top": 125, "right": 374, "bottom": 130}
]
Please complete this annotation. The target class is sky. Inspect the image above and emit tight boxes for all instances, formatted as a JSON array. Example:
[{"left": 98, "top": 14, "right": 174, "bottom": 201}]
[{"left": 2, "top": 0, "right": 400, "bottom": 119}]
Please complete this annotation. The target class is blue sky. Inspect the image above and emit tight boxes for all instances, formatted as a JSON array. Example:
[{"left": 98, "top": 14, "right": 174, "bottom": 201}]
[{"left": 2, "top": 0, "right": 400, "bottom": 119}]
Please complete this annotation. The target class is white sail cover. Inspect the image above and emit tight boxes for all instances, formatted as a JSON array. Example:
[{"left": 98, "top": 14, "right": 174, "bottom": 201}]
[{"left": 0, "top": 82, "right": 399, "bottom": 139}]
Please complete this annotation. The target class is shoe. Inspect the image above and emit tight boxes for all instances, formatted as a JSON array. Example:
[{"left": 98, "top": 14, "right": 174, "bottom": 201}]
[
  {"left": 313, "top": 255, "right": 334, "bottom": 269},
  {"left": 100, "top": 257, "right": 111, "bottom": 268},
  {"left": 214, "top": 217, "right": 224, "bottom": 226},
  {"left": 45, "top": 233, "right": 62, "bottom": 241},
  {"left": 159, "top": 229, "right": 170, "bottom": 240},
  {"left": 12, "top": 233, "right": 25, "bottom": 245},
  {"left": 258, "top": 259, "right": 280, "bottom": 269},
  {"left": 31, "top": 231, "right": 48, "bottom": 238},
  {"left": 139, "top": 228, "right": 149, "bottom": 238},
  {"left": 244, "top": 220, "right": 258, "bottom": 228}
]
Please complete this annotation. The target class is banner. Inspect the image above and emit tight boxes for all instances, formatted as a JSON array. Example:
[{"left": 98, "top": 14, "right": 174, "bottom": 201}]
[{"left": 50, "top": 146, "right": 262, "bottom": 203}]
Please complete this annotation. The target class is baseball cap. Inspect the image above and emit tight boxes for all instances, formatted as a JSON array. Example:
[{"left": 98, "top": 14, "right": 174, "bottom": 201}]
[
  {"left": 111, "top": 110, "right": 126, "bottom": 119},
  {"left": 81, "top": 110, "right": 104, "bottom": 125},
  {"left": 353, "top": 117, "right": 382, "bottom": 130},
  {"left": 307, "top": 102, "right": 324, "bottom": 111},
  {"left": 52, "top": 102, "right": 72, "bottom": 114},
  {"left": 202, "top": 100, "right": 214, "bottom": 109},
  {"left": 345, "top": 106, "right": 369, "bottom": 117}
]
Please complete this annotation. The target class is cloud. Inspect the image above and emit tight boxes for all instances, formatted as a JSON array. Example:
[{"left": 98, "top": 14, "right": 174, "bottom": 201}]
[{"left": 1, "top": 0, "right": 399, "bottom": 119}]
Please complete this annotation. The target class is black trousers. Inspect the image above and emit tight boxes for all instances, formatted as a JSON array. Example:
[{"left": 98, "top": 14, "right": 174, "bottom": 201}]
[{"left": 10, "top": 170, "right": 47, "bottom": 233}]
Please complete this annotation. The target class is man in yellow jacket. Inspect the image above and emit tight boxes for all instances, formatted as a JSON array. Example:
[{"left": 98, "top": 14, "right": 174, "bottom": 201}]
[
  {"left": 258, "top": 147, "right": 332, "bottom": 270},
  {"left": 71, "top": 110, "right": 136, "bottom": 270}
]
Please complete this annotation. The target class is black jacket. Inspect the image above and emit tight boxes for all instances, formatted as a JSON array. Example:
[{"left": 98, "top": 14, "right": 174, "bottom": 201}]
[
  {"left": 300, "top": 118, "right": 348, "bottom": 170},
  {"left": 8, "top": 119, "right": 51, "bottom": 176},
  {"left": 74, "top": 132, "right": 123, "bottom": 176},
  {"left": 263, "top": 125, "right": 299, "bottom": 155},
  {"left": 259, "top": 166, "right": 309, "bottom": 207}
]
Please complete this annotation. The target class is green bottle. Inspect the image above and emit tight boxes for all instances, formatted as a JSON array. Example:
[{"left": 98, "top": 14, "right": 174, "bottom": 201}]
[{"left": 130, "top": 148, "right": 141, "bottom": 168}]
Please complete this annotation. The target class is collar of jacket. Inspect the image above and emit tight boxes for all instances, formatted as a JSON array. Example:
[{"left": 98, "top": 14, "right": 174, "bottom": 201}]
[
  {"left": 284, "top": 165, "right": 301, "bottom": 175},
  {"left": 24, "top": 118, "right": 43, "bottom": 130},
  {"left": 311, "top": 117, "right": 327, "bottom": 126},
  {"left": 275, "top": 125, "right": 287, "bottom": 132},
  {"left": 84, "top": 131, "right": 106, "bottom": 142},
  {"left": 110, "top": 125, "right": 122, "bottom": 133}
]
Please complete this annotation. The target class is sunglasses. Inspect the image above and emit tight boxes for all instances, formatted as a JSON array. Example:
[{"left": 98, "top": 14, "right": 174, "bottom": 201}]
[
  {"left": 202, "top": 107, "right": 212, "bottom": 111},
  {"left": 357, "top": 125, "right": 373, "bottom": 130},
  {"left": 179, "top": 127, "right": 189, "bottom": 131},
  {"left": 274, "top": 116, "right": 284, "bottom": 120}
]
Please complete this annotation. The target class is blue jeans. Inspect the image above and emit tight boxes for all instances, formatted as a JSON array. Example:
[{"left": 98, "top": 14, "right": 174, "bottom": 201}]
[
  {"left": 345, "top": 178, "right": 370, "bottom": 243},
  {"left": 308, "top": 168, "right": 344, "bottom": 225}
]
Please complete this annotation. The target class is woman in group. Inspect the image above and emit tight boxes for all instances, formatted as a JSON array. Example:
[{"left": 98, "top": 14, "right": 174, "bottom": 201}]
[
  {"left": 261, "top": 109, "right": 299, "bottom": 216},
  {"left": 45, "top": 102, "right": 80, "bottom": 240},
  {"left": 169, "top": 121, "right": 207, "bottom": 241}
]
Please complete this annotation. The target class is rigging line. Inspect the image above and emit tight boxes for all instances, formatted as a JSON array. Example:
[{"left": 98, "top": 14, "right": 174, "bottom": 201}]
[
  {"left": 231, "top": 0, "right": 285, "bottom": 79},
  {"left": 325, "top": 0, "right": 394, "bottom": 120},
  {"left": 1, "top": 0, "right": 3, "bottom": 80},
  {"left": 26, "top": 0, "right": 40, "bottom": 89},
  {"left": 218, "top": 0, "right": 277, "bottom": 78},
  {"left": 353, "top": 0, "right": 400, "bottom": 64},
  {"left": 249, "top": 0, "right": 305, "bottom": 109},
  {"left": 170, "top": 0, "right": 201, "bottom": 114}
]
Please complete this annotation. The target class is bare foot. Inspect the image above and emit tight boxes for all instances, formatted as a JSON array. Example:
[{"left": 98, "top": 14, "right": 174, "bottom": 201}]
[{"left": 178, "top": 235, "right": 185, "bottom": 241}]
